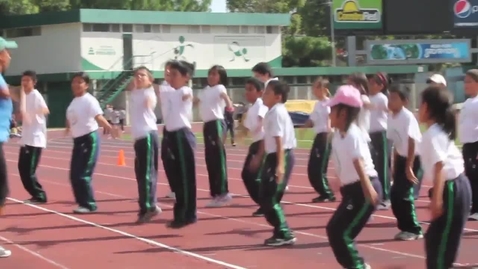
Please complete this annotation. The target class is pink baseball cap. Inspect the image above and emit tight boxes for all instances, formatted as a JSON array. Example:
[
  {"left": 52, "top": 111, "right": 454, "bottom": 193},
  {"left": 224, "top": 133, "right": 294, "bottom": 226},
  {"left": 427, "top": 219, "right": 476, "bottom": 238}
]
[{"left": 326, "top": 85, "right": 363, "bottom": 108}]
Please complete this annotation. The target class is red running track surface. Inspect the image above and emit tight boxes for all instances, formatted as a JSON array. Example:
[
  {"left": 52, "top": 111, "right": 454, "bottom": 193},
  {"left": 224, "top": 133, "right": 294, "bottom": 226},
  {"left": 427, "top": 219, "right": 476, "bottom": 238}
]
[{"left": 1, "top": 124, "right": 478, "bottom": 269}]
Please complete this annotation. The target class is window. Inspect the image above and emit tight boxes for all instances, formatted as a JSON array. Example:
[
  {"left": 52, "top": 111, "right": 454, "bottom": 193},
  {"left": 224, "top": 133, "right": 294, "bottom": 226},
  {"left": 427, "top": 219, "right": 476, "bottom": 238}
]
[
  {"left": 111, "top": 24, "right": 121, "bottom": 32},
  {"left": 227, "top": 26, "right": 240, "bottom": 34},
  {"left": 188, "top": 25, "right": 200, "bottom": 34},
  {"left": 83, "top": 23, "right": 93, "bottom": 32},
  {"left": 152, "top": 25, "right": 161, "bottom": 33},
  {"left": 297, "top": 76, "right": 307, "bottom": 84},
  {"left": 122, "top": 24, "right": 133, "bottom": 32},
  {"left": 241, "top": 26, "right": 249, "bottom": 34},
  {"left": 201, "top": 25, "right": 211, "bottom": 33},
  {"left": 6, "top": 27, "right": 41, "bottom": 38},
  {"left": 232, "top": 77, "right": 246, "bottom": 85},
  {"left": 162, "top": 25, "right": 171, "bottom": 33},
  {"left": 254, "top": 26, "right": 265, "bottom": 34},
  {"left": 92, "top": 24, "right": 110, "bottom": 32},
  {"left": 266, "top": 26, "right": 273, "bottom": 34}
]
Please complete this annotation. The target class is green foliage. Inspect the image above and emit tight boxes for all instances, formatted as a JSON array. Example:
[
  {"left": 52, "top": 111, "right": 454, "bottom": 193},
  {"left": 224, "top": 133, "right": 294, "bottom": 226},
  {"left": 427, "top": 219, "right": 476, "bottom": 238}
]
[{"left": 282, "top": 36, "right": 332, "bottom": 67}]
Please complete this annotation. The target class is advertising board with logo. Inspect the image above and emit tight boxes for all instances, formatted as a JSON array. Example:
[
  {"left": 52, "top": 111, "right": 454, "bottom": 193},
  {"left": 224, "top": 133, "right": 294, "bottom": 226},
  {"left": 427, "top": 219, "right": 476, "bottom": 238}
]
[
  {"left": 454, "top": 0, "right": 478, "bottom": 27},
  {"left": 365, "top": 39, "right": 471, "bottom": 64},
  {"left": 332, "top": 0, "right": 382, "bottom": 30}
]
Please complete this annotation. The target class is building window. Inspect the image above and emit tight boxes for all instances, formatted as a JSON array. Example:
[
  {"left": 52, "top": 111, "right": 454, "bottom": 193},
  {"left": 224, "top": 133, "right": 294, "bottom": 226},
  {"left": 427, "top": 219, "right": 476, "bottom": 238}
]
[
  {"left": 241, "top": 26, "right": 249, "bottom": 34},
  {"left": 135, "top": 24, "right": 151, "bottom": 32},
  {"left": 254, "top": 26, "right": 265, "bottom": 34},
  {"left": 188, "top": 25, "right": 200, "bottom": 34},
  {"left": 201, "top": 25, "right": 211, "bottom": 33},
  {"left": 83, "top": 24, "right": 92, "bottom": 32},
  {"left": 266, "top": 26, "right": 273, "bottom": 34},
  {"left": 152, "top": 25, "right": 161, "bottom": 33},
  {"left": 162, "top": 25, "right": 171, "bottom": 33},
  {"left": 227, "top": 26, "right": 240, "bottom": 34},
  {"left": 232, "top": 77, "right": 246, "bottom": 85},
  {"left": 6, "top": 27, "right": 41, "bottom": 38},
  {"left": 122, "top": 24, "right": 133, "bottom": 32},
  {"left": 111, "top": 24, "right": 121, "bottom": 32}
]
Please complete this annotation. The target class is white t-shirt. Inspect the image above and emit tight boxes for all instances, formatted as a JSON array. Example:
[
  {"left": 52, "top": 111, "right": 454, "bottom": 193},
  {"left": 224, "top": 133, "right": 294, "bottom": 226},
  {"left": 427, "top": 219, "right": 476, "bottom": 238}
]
[
  {"left": 159, "top": 82, "right": 174, "bottom": 122},
  {"left": 198, "top": 84, "right": 227, "bottom": 122},
  {"left": 66, "top": 93, "right": 103, "bottom": 138},
  {"left": 309, "top": 99, "right": 330, "bottom": 134},
  {"left": 387, "top": 107, "right": 421, "bottom": 157},
  {"left": 369, "top": 92, "right": 388, "bottom": 132},
  {"left": 129, "top": 87, "right": 158, "bottom": 140},
  {"left": 111, "top": 110, "right": 120, "bottom": 124},
  {"left": 263, "top": 103, "right": 297, "bottom": 153},
  {"left": 243, "top": 98, "right": 268, "bottom": 142},
  {"left": 20, "top": 89, "right": 48, "bottom": 148},
  {"left": 104, "top": 107, "right": 113, "bottom": 121},
  {"left": 264, "top": 77, "right": 279, "bottom": 89},
  {"left": 459, "top": 95, "right": 478, "bottom": 144},
  {"left": 358, "top": 95, "right": 371, "bottom": 141},
  {"left": 164, "top": 86, "right": 193, "bottom": 131},
  {"left": 331, "top": 124, "right": 378, "bottom": 185},
  {"left": 420, "top": 124, "right": 464, "bottom": 181}
]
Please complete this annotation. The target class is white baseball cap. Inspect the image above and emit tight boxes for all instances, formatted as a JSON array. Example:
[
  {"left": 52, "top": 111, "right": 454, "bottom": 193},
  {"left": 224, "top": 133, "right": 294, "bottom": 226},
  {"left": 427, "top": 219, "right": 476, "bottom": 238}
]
[{"left": 426, "top": 74, "right": 447, "bottom": 86}]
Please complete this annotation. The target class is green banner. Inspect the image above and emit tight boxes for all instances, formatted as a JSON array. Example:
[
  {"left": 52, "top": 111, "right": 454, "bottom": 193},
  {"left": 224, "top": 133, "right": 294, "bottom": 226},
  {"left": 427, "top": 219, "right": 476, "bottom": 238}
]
[{"left": 332, "top": 0, "right": 382, "bottom": 30}]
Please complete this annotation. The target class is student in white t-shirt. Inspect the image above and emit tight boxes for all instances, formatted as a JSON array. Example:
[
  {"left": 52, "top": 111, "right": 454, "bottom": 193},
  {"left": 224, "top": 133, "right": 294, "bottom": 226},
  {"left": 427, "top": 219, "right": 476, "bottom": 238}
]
[
  {"left": 418, "top": 86, "right": 471, "bottom": 269},
  {"left": 240, "top": 77, "right": 268, "bottom": 217},
  {"left": 348, "top": 73, "right": 371, "bottom": 140},
  {"left": 118, "top": 108, "right": 126, "bottom": 132},
  {"left": 251, "top": 62, "right": 279, "bottom": 89},
  {"left": 103, "top": 104, "right": 113, "bottom": 136},
  {"left": 65, "top": 72, "right": 114, "bottom": 214},
  {"left": 387, "top": 85, "right": 423, "bottom": 241},
  {"left": 128, "top": 66, "right": 161, "bottom": 224},
  {"left": 161, "top": 60, "right": 197, "bottom": 229},
  {"left": 302, "top": 78, "right": 335, "bottom": 203},
  {"left": 195, "top": 65, "right": 233, "bottom": 207},
  {"left": 368, "top": 72, "right": 392, "bottom": 210},
  {"left": 17, "top": 70, "right": 49, "bottom": 204},
  {"left": 251, "top": 80, "right": 296, "bottom": 247},
  {"left": 326, "top": 85, "right": 380, "bottom": 269},
  {"left": 459, "top": 69, "right": 478, "bottom": 220}
]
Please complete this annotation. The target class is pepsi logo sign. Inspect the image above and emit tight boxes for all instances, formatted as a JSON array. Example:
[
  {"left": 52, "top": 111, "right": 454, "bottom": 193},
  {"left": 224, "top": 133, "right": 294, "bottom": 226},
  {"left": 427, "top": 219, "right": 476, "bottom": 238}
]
[{"left": 454, "top": 0, "right": 478, "bottom": 18}]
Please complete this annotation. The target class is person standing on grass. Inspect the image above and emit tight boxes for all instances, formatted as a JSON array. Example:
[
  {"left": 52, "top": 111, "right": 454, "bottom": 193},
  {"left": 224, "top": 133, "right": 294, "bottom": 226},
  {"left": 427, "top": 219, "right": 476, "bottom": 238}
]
[
  {"left": 0, "top": 36, "right": 17, "bottom": 258},
  {"left": 128, "top": 66, "right": 161, "bottom": 224},
  {"left": 459, "top": 69, "right": 478, "bottom": 221},
  {"left": 65, "top": 72, "right": 114, "bottom": 214},
  {"left": 301, "top": 78, "right": 335, "bottom": 203},
  {"left": 17, "top": 70, "right": 49, "bottom": 204}
]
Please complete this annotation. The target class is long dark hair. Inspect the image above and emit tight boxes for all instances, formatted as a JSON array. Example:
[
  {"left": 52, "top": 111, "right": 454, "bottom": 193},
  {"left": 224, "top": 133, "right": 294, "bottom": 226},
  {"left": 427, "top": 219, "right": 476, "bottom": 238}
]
[
  {"left": 421, "top": 85, "right": 456, "bottom": 140},
  {"left": 348, "top": 73, "right": 369, "bottom": 95},
  {"left": 371, "top": 72, "right": 392, "bottom": 95}
]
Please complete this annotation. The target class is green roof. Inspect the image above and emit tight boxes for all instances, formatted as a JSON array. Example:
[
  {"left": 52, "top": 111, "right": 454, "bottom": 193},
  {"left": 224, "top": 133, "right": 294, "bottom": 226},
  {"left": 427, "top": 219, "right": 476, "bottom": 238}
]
[{"left": 0, "top": 9, "right": 291, "bottom": 29}]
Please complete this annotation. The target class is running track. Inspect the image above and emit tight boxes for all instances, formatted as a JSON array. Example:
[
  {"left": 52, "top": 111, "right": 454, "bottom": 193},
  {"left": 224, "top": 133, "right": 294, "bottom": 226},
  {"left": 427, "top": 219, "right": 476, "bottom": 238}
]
[{"left": 1, "top": 123, "right": 478, "bottom": 269}]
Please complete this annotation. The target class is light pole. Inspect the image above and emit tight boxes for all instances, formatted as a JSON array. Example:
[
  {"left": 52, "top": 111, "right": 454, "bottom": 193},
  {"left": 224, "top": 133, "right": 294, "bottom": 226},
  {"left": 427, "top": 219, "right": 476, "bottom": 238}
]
[{"left": 329, "top": 1, "right": 337, "bottom": 66}]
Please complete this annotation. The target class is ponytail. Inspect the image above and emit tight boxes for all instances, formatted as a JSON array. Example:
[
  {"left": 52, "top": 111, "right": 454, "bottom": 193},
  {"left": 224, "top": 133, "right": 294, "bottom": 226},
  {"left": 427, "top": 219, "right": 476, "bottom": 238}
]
[
  {"left": 325, "top": 88, "right": 331, "bottom": 97},
  {"left": 443, "top": 106, "right": 457, "bottom": 141}
]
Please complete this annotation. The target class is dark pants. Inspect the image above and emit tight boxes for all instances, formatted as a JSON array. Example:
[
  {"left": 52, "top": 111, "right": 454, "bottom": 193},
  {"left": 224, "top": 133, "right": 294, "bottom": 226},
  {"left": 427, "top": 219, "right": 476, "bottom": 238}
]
[
  {"left": 307, "top": 133, "right": 333, "bottom": 198},
  {"left": 370, "top": 131, "right": 391, "bottom": 201},
  {"left": 162, "top": 128, "right": 197, "bottom": 222},
  {"left": 161, "top": 128, "right": 175, "bottom": 193},
  {"left": 241, "top": 140, "right": 263, "bottom": 205},
  {"left": 259, "top": 150, "right": 295, "bottom": 238},
  {"left": 134, "top": 131, "right": 159, "bottom": 214},
  {"left": 425, "top": 173, "right": 471, "bottom": 269},
  {"left": 326, "top": 178, "right": 381, "bottom": 269},
  {"left": 0, "top": 143, "right": 8, "bottom": 207},
  {"left": 119, "top": 119, "right": 124, "bottom": 131},
  {"left": 203, "top": 120, "right": 228, "bottom": 197},
  {"left": 462, "top": 141, "right": 478, "bottom": 213},
  {"left": 225, "top": 122, "right": 235, "bottom": 144},
  {"left": 70, "top": 131, "right": 99, "bottom": 210},
  {"left": 391, "top": 155, "right": 422, "bottom": 234},
  {"left": 18, "top": 145, "right": 46, "bottom": 201}
]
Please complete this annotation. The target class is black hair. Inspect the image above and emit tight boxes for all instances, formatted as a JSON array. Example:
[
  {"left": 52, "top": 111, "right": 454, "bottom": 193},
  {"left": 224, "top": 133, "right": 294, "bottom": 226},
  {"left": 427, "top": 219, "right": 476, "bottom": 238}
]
[
  {"left": 334, "top": 104, "right": 361, "bottom": 132},
  {"left": 372, "top": 72, "right": 392, "bottom": 94},
  {"left": 349, "top": 73, "right": 369, "bottom": 95},
  {"left": 388, "top": 84, "right": 410, "bottom": 101},
  {"left": 169, "top": 60, "right": 195, "bottom": 77},
  {"left": 165, "top": 60, "right": 176, "bottom": 68},
  {"left": 421, "top": 85, "right": 456, "bottom": 140},
  {"left": 134, "top": 65, "right": 152, "bottom": 76},
  {"left": 267, "top": 80, "right": 289, "bottom": 103},
  {"left": 208, "top": 65, "right": 228, "bottom": 86},
  {"left": 245, "top": 77, "right": 264, "bottom": 92},
  {"left": 252, "top": 62, "right": 273, "bottom": 77},
  {"left": 22, "top": 70, "right": 37, "bottom": 82},
  {"left": 71, "top": 72, "right": 90, "bottom": 84},
  {"left": 465, "top": 69, "right": 478, "bottom": 82}
]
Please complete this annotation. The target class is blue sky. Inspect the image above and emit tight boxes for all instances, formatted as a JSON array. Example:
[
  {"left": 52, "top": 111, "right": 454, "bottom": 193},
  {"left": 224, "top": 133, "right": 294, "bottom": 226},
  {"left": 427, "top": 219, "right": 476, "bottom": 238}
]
[{"left": 211, "top": 0, "right": 227, "bottom": 12}]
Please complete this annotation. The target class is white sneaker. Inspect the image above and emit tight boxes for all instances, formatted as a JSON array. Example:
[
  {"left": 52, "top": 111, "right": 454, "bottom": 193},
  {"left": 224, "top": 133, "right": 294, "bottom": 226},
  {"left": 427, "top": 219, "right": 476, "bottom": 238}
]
[
  {"left": 285, "top": 186, "right": 289, "bottom": 192},
  {"left": 166, "top": 192, "right": 176, "bottom": 199},
  {"left": 205, "top": 194, "right": 232, "bottom": 208},
  {"left": 468, "top": 213, "right": 478, "bottom": 221},
  {"left": 394, "top": 231, "right": 423, "bottom": 241},
  {"left": 0, "top": 246, "right": 11, "bottom": 258},
  {"left": 377, "top": 200, "right": 391, "bottom": 210}
]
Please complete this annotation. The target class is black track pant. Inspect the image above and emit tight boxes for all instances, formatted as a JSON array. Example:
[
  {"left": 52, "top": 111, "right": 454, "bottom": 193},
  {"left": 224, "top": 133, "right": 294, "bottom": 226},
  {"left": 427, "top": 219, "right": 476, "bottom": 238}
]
[
  {"left": 307, "top": 132, "right": 333, "bottom": 198},
  {"left": 462, "top": 141, "right": 478, "bottom": 213},
  {"left": 326, "top": 178, "right": 381, "bottom": 269},
  {"left": 18, "top": 145, "right": 46, "bottom": 201},
  {"left": 260, "top": 150, "right": 295, "bottom": 237},
  {"left": 161, "top": 128, "right": 175, "bottom": 193},
  {"left": 225, "top": 122, "right": 235, "bottom": 144},
  {"left": 0, "top": 143, "right": 8, "bottom": 207},
  {"left": 203, "top": 119, "right": 228, "bottom": 197},
  {"left": 162, "top": 128, "right": 197, "bottom": 222},
  {"left": 134, "top": 131, "right": 159, "bottom": 214},
  {"left": 241, "top": 140, "right": 263, "bottom": 205},
  {"left": 391, "top": 155, "right": 422, "bottom": 234},
  {"left": 370, "top": 131, "right": 391, "bottom": 201},
  {"left": 425, "top": 173, "right": 471, "bottom": 269},
  {"left": 70, "top": 131, "right": 99, "bottom": 211}
]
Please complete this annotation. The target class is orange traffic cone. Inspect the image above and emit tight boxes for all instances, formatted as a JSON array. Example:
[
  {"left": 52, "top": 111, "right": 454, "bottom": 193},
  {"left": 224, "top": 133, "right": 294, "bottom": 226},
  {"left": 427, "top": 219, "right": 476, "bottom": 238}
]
[{"left": 117, "top": 150, "right": 126, "bottom": 166}]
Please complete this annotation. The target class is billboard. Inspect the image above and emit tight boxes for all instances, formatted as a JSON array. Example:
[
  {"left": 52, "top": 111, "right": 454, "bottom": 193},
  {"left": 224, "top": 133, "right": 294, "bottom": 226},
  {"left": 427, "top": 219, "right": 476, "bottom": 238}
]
[
  {"left": 453, "top": 0, "right": 478, "bottom": 28},
  {"left": 332, "top": 0, "right": 382, "bottom": 30},
  {"left": 366, "top": 39, "right": 471, "bottom": 64}
]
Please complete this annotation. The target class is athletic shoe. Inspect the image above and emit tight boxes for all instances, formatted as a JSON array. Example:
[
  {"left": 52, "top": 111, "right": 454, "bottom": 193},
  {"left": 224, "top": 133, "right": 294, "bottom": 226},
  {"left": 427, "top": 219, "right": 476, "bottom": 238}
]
[
  {"left": 72, "top": 206, "right": 97, "bottom": 214},
  {"left": 252, "top": 208, "right": 264, "bottom": 217},
  {"left": 468, "top": 213, "right": 478, "bottom": 221},
  {"left": 0, "top": 246, "right": 11, "bottom": 258},
  {"left": 24, "top": 197, "right": 47, "bottom": 205},
  {"left": 394, "top": 231, "right": 423, "bottom": 241},
  {"left": 345, "top": 263, "right": 371, "bottom": 269},
  {"left": 377, "top": 200, "right": 391, "bottom": 210},
  {"left": 166, "top": 218, "right": 197, "bottom": 229},
  {"left": 166, "top": 192, "right": 176, "bottom": 199},
  {"left": 264, "top": 235, "right": 296, "bottom": 246},
  {"left": 311, "top": 195, "right": 336, "bottom": 203},
  {"left": 205, "top": 194, "right": 232, "bottom": 208},
  {"left": 136, "top": 206, "right": 162, "bottom": 224}
]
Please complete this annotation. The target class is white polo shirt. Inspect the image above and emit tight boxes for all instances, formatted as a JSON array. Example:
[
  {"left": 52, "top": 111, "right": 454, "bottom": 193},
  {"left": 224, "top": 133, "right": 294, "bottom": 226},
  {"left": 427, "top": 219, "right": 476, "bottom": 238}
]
[
  {"left": 129, "top": 87, "right": 158, "bottom": 140},
  {"left": 164, "top": 86, "right": 193, "bottom": 131},
  {"left": 369, "top": 92, "right": 388, "bottom": 132},
  {"left": 420, "top": 124, "right": 463, "bottom": 181},
  {"left": 159, "top": 82, "right": 174, "bottom": 122},
  {"left": 20, "top": 89, "right": 47, "bottom": 148},
  {"left": 263, "top": 103, "right": 296, "bottom": 153},
  {"left": 243, "top": 98, "right": 268, "bottom": 142},
  {"left": 387, "top": 107, "right": 421, "bottom": 157},
  {"left": 309, "top": 99, "right": 330, "bottom": 134},
  {"left": 331, "top": 123, "right": 378, "bottom": 185},
  {"left": 66, "top": 93, "right": 103, "bottom": 138},
  {"left": 198, "top": 84, "right": 226, "bottom": 122},
  {"left": 459, "top": 95, "right": 478, "bottom": 144},
  {"left": 358, "top": 95, "right": 371, "bottom": 141}
]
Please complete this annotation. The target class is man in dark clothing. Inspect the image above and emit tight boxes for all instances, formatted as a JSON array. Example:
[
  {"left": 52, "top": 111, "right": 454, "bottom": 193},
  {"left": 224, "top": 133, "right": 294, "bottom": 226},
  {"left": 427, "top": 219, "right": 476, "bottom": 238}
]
[{"left": 223, "top": 107, "right": 235, "bottom": 146}]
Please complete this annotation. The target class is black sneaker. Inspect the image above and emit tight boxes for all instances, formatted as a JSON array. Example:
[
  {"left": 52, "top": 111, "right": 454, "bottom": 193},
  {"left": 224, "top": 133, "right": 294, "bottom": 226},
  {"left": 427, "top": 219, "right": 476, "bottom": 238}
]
[
  {"left": 166, "top": 218, "right": 197, "bottom": 229},
  {"left": 311, "top": 195, "right": 336, "bottom": 203},
  {"left": 136, "top": 206, "right": 162, "bottom": 224},
  {"left": 252, "top": 208, "right": 264, "bottom": 217},
  {"left": 264, "top": 235, "right": 296, "bottom": 246},
  {"left": 24, "top": 197, "right": 47, "bottom": 204}
]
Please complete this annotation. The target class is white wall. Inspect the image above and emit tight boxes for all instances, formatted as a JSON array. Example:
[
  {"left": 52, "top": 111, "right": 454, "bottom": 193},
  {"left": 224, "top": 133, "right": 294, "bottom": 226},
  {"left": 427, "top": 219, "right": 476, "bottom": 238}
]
[
  {"left": 81, "top": 32, "right": 124, "bottom": 72},
  {"left": 7, "top": 23, "right": 82, "bottom": 76}
]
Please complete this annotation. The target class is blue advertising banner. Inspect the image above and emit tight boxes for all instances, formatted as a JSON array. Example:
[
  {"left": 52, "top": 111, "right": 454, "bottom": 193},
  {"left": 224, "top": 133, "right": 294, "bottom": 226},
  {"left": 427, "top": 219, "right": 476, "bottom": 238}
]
[
  {"left": 365, "top": 39, "right": 471, "bottom": 64},
  {"left": 453, "top": 0, "right": 478, "bottom": 28}
]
